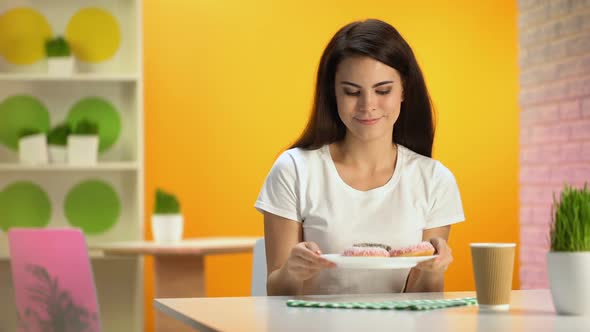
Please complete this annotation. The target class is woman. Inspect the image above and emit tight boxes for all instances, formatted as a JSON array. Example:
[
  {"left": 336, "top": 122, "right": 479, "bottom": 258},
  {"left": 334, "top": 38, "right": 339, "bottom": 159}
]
[{"left": 255, "top": 19, "right": 465, "bottom": 296}]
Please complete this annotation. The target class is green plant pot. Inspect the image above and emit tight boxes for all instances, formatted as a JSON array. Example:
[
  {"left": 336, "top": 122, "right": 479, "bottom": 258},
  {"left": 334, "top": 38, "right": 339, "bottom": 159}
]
[
  {"left": 48, "top": 145, "right": 67, "bottom": 163},
  {"left": 47, "top": 56, "right": 74, "bottom": 75},
  {"left": 18, "top": 134, "right": 48, "bottom": 164},
  {"left": 547, "top": 251, "right": 590, "bottom": 315},
  {"left": 151, "top": 214, "right": 183, "bottom": 244},
  {"left": 67, "top": 135, "right": 98, "bottom": 165}
]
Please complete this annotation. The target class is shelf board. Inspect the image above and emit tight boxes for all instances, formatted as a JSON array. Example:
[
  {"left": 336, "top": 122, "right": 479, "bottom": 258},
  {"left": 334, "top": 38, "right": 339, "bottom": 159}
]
[
  {"left": 0, "top": 162, "right": 139, "bottom": 171},
  {"left": 0, "top": 73, "right": 139, "bottom": 82}
]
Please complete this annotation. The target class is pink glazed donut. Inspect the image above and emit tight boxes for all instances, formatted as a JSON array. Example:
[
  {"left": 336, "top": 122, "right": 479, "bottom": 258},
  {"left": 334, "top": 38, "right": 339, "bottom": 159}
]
[
  {"left": 389, "top": 241, "right": 435, "bottom": 257},
  {"left": 342, "top": 243, "right": 390, "bottom": 257}
]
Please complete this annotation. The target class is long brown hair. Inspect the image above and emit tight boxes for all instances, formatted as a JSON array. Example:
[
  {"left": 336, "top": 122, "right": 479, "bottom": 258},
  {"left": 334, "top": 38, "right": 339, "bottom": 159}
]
[{"left": 289, "top": 19, "right": 435, "bottom": 157}]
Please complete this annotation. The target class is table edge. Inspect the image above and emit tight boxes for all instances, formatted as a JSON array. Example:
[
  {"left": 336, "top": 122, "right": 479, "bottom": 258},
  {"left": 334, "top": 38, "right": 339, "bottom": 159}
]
[{"left": 154, "top": 299, "right": 220, "bottom": 332}]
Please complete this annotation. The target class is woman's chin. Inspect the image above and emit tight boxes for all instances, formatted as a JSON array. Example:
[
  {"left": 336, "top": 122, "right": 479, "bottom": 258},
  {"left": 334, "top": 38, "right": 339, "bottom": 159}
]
[{"left": 348, "top": 130, "right": 392, "bottom": 143}]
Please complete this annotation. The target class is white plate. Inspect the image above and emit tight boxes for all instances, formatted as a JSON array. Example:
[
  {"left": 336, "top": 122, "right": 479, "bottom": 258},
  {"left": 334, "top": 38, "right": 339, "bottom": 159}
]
[{"left": 321, "top": 254, "right": 438, "bottom": 269}]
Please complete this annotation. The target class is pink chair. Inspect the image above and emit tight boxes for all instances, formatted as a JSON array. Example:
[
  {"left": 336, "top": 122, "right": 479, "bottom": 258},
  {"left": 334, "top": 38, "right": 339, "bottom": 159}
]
[{"left": 8, "top": 228, "right": 101, "bottom": 332}]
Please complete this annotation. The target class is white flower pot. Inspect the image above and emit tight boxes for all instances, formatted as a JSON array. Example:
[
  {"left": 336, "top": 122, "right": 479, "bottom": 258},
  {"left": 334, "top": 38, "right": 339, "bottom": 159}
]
[
  {"left": 48, "top": 145, "right": 67, "bottom": 163},
  {"left": 18, "top": 134, "right": 48, "bottom": 164},
  {"left": 547, "top": 251, "right": 590, "bottom": 315},
  {"left": 67, "top": 135, "right": 99, "bottom": 165},
  {"left": 47, "top": 57, "right": 74, "bottom": 75},
  {"left": 152, "top": 214, "right": 184, "bottom": 244}
]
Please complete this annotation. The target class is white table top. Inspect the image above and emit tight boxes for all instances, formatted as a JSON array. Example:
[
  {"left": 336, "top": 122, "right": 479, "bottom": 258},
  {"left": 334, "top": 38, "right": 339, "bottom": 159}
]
[
  {"left": 89, "top": 237, "right": 259, "bottom": 256},
  {"left": 154, "top": 289, "right": 590, "bottom": 332}
]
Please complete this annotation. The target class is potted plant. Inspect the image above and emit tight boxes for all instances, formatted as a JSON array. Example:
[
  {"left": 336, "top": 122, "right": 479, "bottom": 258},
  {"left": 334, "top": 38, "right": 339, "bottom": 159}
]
[
  {"left": 45, "top": 36, "right": 74, "bottom": 75},
  {"left": 152, "top": 189, "right": 183, "bottom": 244},
  {"left": 47, "top": 123, "right": 70, "bottom": 163},
  {"left": 67, "top": 119, "right": 99, "bottom": 165},
  {"left": 18, "top": 128, "right": 48, "bottom": 164},
  {"left": 547, "top": 183, "right": 590, "bottom": 315}
]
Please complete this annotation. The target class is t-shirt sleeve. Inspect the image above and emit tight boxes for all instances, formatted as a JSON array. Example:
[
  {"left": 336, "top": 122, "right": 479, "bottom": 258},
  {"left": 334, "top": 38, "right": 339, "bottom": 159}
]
[
  {"left": 425, "top": 161, "right": 465, "bottom": 229},
  {"left": 254, "top": 151, "right": 302, "bottom": 222}
]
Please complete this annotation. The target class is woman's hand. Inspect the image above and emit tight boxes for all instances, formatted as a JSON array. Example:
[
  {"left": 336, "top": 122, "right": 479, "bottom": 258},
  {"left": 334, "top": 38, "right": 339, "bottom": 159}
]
[
  {"left": 413, "top": 237, "right": 453, "bottom": 273},
  {"left": 405, "top": 226, "right": 452, "bottom": 293},
  {"left": 283, "top": 241, "right": 336, "bottom": 281}
]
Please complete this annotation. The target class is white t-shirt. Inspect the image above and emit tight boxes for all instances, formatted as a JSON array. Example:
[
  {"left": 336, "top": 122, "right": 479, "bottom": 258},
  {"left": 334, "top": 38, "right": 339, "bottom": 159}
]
[{"left": 255, "top": 144, "right": 465, "bottom": 295}]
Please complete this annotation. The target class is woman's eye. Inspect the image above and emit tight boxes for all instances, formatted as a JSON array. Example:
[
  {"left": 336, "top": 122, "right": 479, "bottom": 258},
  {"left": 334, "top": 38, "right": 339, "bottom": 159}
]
[
  {"left": 376, "top": 89, "right": 391, "bottom": 95},
  {"left": 344, "top": 90, "right": 360, "bottom": 96}
]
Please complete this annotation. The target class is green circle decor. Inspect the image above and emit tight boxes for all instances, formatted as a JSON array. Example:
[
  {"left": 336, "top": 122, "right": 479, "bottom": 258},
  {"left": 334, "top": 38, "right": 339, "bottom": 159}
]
[
  {"left": 66, "top": 97, "right": 121, "bottom": 152},
  {"left": 0, "top": 181, "right": 51, "bottom": 232},
  {"left": 0, "top": 95, "right": 50, "bottom": 150},
  {"left": 64, "top": 179, "right": 121, "bottom": 234}
]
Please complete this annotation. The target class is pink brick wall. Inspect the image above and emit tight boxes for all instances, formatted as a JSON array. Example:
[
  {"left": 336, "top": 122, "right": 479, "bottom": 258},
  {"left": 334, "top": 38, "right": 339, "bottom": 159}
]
[{"left": 519, "top": 0, "right": 590, "bottom": 289}]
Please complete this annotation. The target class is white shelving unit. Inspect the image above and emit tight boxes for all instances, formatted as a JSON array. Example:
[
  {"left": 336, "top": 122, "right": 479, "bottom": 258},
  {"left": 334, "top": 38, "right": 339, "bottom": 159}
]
[
  {"left": 0, "top": 1, "right": 144, "bottom": 331},
  {"left": 0, "top": 162, "right": 140, "bottom": 171},
  {"left": 0, "top": 74, "right": 139, "bottom": 82}
]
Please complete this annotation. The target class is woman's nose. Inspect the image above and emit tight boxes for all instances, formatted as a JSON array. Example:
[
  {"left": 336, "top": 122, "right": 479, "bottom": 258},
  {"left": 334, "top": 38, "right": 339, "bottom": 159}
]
[{"left": 358, "top": 92, "right": 376, "bottom": 112}]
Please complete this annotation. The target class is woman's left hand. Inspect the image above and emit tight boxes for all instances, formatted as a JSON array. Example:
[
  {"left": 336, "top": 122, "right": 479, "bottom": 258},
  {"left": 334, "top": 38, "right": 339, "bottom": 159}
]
[{"left": 413, "top": 237, "right": 453, "bottom": 273}]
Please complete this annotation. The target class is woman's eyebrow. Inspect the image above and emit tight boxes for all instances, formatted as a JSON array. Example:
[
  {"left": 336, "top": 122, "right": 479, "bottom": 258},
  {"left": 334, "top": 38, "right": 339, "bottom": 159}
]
[{"left": 340, "top": 80, "right": 394, "bottom": 88}]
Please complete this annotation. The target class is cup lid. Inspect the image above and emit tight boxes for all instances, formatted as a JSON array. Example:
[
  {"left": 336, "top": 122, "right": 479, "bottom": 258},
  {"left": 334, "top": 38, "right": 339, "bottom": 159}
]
[{"left": 470, "top": 243, "right": 516, "bottom": 248}]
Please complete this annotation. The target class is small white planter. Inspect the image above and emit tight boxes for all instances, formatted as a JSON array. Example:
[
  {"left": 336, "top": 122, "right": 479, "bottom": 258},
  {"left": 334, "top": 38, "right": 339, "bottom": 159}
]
[
  {"left": 152, "top": 214, "right": 184, "bottom": 244},
  {"left": 547, "top": 252, "right": 590, "bottom": 315},
  {"left": 67, "top": 135, "right": 98, "bottom": 165},
  {"left": 48, "top": 145, "right": 67, "bottom": 163},
  {"left": 47, "top": 57, "right": 74, "bottom": 75},
  {"left": 18, "top": 134, "right": 48, "bottom": 164}
]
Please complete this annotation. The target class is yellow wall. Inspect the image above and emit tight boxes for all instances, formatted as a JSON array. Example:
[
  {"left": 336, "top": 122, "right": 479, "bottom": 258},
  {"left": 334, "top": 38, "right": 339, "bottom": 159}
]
[{"left": 144, "top": 0, "right": 519, "bottom": 330}]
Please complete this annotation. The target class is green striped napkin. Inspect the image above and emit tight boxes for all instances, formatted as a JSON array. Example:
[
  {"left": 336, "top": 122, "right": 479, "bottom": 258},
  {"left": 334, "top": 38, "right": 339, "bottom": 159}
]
[{"left": 286, "top": 297, "right": 477, "bottom": 311}]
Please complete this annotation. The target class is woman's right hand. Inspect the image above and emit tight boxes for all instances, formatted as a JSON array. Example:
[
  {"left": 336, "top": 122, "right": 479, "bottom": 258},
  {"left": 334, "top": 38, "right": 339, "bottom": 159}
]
[{"left": 283, "top": 241, "right": 336, "bottom": 281}]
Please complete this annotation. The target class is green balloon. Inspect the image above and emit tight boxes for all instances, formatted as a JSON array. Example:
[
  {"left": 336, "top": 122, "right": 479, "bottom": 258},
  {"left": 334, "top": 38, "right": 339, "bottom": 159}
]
[
  {"left": 0, "top": 95, "right": 50, "bottom": 150},
  {"left": 0, "top": 181, "right": 51, "bottom": 232},
  {"left": 67, "top": 97, "right": 121, "bottom": 152},
  {"left": 64, "top": 180, "right": 121, "bottom": 234}
]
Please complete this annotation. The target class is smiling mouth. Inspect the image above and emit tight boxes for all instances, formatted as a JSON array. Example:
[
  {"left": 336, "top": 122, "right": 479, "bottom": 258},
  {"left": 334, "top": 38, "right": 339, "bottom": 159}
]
[{"left": 355, "top": 118, "right": 381, "bottom": 125}]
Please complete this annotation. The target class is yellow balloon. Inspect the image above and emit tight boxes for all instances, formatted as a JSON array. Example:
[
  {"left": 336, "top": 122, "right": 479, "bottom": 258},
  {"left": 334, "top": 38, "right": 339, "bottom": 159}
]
[
  {"left": 0, "top": 7, "right": 52, "bottom": 65},
  {"left": 66, "top": 8, "right": 121, "bottom": 63}
]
